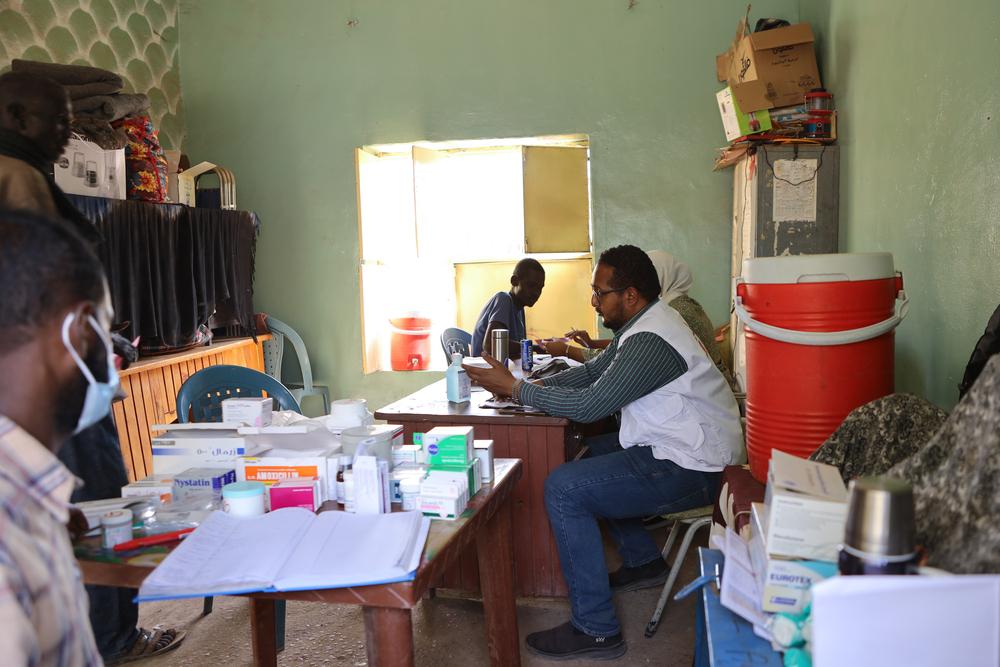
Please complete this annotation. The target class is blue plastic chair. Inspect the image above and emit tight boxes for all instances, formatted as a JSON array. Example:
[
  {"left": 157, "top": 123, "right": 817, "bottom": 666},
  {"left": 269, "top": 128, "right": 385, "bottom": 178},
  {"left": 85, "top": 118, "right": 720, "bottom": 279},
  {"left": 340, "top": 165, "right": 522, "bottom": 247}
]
[
  {"left": 262, "top": 316, "right": 329, "bottom": 414},
  {"left": 176, "top": 365, "right": 301, "bottom": 423},
  {"left": 174, "top": 364, "right": 297, "bottom": 650},
  {"left": 440, "top": 327, "right": 472, "bottom": 359}
]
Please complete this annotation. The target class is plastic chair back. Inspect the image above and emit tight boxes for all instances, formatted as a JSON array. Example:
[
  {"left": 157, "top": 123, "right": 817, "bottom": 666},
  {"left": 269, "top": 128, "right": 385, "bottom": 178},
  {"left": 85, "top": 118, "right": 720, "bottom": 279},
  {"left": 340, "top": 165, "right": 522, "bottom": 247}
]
[
  {"left": 440, "top": 327, "right": 472, "bottom": 359},
  {"left": 263, "top": 316, "right": 329, "bottom": 414},
  {"left": 262, "top": 330, "right": 285, "bottom": 380},
  {"left": 176, "top": 364, "right": 301, "bottom": 423}
]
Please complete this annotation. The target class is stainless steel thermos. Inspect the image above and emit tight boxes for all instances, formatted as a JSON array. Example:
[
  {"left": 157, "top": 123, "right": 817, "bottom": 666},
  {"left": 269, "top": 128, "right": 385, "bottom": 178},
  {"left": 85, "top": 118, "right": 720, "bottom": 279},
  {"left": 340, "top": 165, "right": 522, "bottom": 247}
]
[{"left": 490, "top": 329, "right": 509, "bottom": 366}]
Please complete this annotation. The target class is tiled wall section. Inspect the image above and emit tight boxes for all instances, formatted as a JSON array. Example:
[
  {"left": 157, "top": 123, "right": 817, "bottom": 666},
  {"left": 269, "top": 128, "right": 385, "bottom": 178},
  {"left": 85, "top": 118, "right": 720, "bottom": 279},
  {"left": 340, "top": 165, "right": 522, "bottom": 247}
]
[{"left": 0, "top": 0, "right": 184, "bottom": 149}]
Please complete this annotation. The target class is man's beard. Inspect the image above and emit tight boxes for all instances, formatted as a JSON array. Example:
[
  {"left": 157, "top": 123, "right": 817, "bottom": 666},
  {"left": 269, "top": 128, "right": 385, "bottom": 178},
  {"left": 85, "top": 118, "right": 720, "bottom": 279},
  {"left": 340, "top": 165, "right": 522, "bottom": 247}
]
[{"left": 53, "top": 344, "right": 105, "bottom": 437}]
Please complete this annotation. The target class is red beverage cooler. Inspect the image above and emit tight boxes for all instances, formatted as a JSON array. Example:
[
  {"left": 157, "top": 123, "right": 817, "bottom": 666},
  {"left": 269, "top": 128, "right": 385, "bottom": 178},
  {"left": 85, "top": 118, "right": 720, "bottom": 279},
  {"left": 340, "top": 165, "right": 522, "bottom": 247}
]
[
  {"left": 390, "top": 315, "right": 432, "bottom": 371},
  {"left": 735, "top": 253, "right": 909, "bottom": 482}
]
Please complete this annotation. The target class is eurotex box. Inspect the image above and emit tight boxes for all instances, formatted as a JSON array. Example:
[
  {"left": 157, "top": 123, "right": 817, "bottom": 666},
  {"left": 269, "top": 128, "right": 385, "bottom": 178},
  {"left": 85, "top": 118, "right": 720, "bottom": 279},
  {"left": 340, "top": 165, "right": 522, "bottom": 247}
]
[
  {"left": 750, "top": 502, "right": 836, "bottom": 613},
  {"left": 716, "top": 17, "right": 821, "bottom": 112},
  {"left": 423, "top": 426, "right": 474, "bottom": 466}
]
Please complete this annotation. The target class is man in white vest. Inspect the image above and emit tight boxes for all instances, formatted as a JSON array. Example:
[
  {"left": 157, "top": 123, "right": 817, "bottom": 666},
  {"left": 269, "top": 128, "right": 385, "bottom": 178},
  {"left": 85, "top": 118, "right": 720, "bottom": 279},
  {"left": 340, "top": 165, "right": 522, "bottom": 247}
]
[{"left": 465, "top": 244, "right": 745, "bottom": 661}]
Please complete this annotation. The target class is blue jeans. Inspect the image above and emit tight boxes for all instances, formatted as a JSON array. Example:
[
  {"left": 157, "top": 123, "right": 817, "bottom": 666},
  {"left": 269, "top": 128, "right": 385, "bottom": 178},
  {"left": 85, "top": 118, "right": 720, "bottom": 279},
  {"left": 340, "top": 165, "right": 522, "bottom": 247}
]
[{"left": 544, "top": 432, "right": 720, "bottom": 636}]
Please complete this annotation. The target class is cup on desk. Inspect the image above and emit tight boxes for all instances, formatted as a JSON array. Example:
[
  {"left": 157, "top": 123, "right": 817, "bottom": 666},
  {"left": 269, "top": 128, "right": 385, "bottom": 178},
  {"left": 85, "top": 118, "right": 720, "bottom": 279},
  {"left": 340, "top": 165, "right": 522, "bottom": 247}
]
[
  {"left": 838, "top": 476, "right": 918, "bottom": 575},
  {"left": 490, "top": 329, "right": 510, "bottom": 366}
]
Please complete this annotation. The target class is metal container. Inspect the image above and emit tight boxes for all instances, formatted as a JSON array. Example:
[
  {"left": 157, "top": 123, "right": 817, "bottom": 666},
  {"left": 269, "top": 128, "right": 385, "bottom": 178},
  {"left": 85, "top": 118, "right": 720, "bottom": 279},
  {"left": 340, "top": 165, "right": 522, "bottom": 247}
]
[
  {"left": 839, "top": 476, "right": 917, "bottom": 575},
  {"left": 490, "top": 329, "right": 510, "bottom": 365}
]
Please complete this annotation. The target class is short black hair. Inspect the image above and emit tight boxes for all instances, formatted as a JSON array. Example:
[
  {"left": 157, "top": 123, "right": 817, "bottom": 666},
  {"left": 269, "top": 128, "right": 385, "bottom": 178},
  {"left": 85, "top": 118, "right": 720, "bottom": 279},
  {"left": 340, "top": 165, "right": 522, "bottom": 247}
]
[
  {"left": 0, "top": 209, "right": 105, "bottom": 350},
  {"left": 513, "top": 257, "right": 544, "bottom": 279},
  {"left": 598, "top": 244, "right": 661, "bottom": 302},
  {"left": 0, "top": 71, "right": 66, "bottom": 112}
]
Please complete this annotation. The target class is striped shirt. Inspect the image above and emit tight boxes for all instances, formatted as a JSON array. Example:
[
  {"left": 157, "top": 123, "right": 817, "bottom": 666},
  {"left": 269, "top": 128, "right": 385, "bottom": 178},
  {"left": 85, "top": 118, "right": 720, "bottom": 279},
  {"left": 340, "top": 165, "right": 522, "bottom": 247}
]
[
  {"left": 0, "top": 416, "right": 102, "bottom": 667},
  {"left": 517, "top": 300, "right": 688, "bottom": 422}
]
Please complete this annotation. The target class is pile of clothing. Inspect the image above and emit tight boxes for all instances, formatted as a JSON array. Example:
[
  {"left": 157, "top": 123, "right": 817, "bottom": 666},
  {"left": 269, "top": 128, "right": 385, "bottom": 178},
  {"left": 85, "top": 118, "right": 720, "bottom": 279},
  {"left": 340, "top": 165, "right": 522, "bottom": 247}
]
[{"left": 12, "top": 59, "right": 149, "bottom": 149}]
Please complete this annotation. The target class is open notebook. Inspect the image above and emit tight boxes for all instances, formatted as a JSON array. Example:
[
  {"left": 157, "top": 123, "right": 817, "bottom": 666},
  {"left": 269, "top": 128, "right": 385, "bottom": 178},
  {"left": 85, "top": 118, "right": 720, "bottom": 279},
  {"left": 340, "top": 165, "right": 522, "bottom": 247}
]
[{"left": 136, "top": 508, "right": 431, "bottom": 602}]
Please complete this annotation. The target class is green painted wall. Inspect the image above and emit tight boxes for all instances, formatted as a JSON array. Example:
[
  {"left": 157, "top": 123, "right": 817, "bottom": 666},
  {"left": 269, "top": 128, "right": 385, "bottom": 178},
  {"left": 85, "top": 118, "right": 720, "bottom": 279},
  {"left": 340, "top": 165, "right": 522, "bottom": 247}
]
[
  {"left": 178, "top": 0, "right": 799, "bottom": 409},
  {"left": 0, "top": 0, "right": 185, "bottom": 149},
  {"left": 802, "top": 0, "right": 1000, "bottom": 407}
]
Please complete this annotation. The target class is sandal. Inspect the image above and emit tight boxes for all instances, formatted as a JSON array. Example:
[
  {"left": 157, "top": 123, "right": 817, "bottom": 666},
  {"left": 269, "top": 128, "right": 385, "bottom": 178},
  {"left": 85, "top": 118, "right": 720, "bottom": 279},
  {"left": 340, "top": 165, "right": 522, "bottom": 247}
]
[{"left": 110, "top": 625, "right": 186, "bottom": 664}]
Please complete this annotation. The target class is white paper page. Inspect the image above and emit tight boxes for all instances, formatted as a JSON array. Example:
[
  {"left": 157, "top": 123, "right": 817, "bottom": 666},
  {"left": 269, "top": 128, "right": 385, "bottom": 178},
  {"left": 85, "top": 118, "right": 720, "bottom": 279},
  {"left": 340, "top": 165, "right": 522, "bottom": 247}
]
[
  {"left": 275, "top": 510, "right": 427, "bottom": 590},
  {"left": 772, "top": 159, "right": 817, "bottom": 222},
  {"left": 812, "top": 575, "right": 1000, "bottom": 667},
  {"left": 720, "top": 529, "right": 767, "bottom": 627},
  {"left": 138, "top": 508, "right": 315, "bottom": 600}
]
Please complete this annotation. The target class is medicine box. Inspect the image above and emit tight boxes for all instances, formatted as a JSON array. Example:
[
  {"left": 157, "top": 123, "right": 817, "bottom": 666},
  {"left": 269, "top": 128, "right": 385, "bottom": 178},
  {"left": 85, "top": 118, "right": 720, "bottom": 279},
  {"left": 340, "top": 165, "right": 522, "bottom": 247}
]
[
  {"left": 121, "top": 474, "right": 175, "bottom": 503},
  {"left": 268, "top": 477, "right": 322, "bottom": 511},
  {"left": 765, "top": 451, "right": 848, "bottom": 562},
  {"left": 750, "top": 502, "right": 836, "bottom": 613},
  {"left": 239, "top": 454, "right": 334, "bottom": 502},
  {"left": 172, "top": 468, "right": 236, "bottom": 502},
  {"left": 151, "top": 427, "right": 266, "bottom": 475},
  {"left": 221, "top": 397, "right": 273, "bottom": 427},
  {"left": 431, "top": 459, "right": 482, "bottom": 498},
  {"left": 419, "top": 476, "right": 468, "bottom": 520},
  {"left": 423, "top": 426, "right": 474, "bottom": 466},
  {"left": 392, "top": 444, "right": 424, "bottom": 467},
  {"left": 353, "top": 455, "right": 383, "bottom": 515},
  {"left": 473, "top": 440, "right": 494, "bottom": 483}
]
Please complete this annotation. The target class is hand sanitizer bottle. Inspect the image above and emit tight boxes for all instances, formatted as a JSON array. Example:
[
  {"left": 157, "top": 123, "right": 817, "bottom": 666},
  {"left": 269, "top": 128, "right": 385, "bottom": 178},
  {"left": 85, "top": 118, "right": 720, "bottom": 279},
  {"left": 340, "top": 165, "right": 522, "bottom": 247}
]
[{"left": 446, "top": 352, "right": 471, "bottom": 404}]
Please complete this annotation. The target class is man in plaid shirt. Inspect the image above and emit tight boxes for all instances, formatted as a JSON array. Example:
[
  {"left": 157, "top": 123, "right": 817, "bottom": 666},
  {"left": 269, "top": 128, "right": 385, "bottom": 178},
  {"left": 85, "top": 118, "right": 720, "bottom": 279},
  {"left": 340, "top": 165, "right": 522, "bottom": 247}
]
[{"left": 0, "top": 209, "right": 111, "bottom": 666}]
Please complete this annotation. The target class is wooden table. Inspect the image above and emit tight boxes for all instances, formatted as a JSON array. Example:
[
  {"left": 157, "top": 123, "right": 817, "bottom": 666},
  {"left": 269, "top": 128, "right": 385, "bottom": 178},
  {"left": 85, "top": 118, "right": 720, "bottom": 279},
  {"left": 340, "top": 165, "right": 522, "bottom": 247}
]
[
  {"left": 78, "top": 459, "right": 524, "bottom": 667},
  {"left": 376, "top": 381, "right": 583, "bottom": 597}
]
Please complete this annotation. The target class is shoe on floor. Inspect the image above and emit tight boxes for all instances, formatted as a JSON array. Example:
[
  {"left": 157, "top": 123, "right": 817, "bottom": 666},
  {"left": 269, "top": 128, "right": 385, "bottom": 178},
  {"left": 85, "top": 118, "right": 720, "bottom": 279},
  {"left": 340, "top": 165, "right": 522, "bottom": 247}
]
[
  {"left": 525, "top": 621, "right": 627, "bottom": 661},
  {"left": 609, "top": 558, "right": 668, "bottom": 592}
]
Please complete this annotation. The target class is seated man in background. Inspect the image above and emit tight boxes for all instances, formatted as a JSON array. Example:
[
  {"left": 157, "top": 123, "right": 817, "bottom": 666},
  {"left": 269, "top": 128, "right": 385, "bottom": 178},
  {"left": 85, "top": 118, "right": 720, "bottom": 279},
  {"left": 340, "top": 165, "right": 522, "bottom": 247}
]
[
  {"left": 466, "top": 245, "right": 744, "bottom": 661},
  {"left": 470, "top": 258, "right": 545, "bottom": 360},
  {"left": 0, "top": 210, "right": 109, "bottom": 666}
]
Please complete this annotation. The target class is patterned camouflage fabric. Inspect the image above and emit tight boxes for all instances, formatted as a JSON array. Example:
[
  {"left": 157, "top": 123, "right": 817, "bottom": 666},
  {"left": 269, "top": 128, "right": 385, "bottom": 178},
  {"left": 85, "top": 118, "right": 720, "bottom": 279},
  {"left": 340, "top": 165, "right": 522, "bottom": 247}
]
[
  {"left": 889, "top": 355, "right": 1000, "bottom": 574},
  {"left": 809, "top": 393, "right": 947, "bottom": 483}
]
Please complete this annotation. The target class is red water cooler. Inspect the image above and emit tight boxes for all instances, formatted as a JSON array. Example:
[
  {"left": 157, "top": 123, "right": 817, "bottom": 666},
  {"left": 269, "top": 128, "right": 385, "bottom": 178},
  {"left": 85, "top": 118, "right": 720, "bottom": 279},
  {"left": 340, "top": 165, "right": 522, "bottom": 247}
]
[
  {"left": 389, "top": 315, "right": 432, "bottom": 371},
  {"left": 735, "top": 253, "right": 908, "bottom": 482}
]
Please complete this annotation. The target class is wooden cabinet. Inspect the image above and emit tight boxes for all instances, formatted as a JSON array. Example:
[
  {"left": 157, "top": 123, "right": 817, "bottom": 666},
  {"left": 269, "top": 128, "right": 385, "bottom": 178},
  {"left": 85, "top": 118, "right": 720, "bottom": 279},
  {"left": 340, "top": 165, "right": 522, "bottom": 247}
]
[{"left": 112, "top": 336, "right": 268, "bottom": 482}]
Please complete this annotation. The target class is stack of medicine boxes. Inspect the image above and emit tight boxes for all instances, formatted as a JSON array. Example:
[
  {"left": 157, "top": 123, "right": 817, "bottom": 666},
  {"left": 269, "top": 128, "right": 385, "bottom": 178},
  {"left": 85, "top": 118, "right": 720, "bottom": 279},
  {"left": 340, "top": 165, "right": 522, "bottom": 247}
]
[
  {"left": 749, "top": 450, "right": 847, "bottom": 615},
  {"left": 418, "top": 426, "right": 482, "bottom": 520}
]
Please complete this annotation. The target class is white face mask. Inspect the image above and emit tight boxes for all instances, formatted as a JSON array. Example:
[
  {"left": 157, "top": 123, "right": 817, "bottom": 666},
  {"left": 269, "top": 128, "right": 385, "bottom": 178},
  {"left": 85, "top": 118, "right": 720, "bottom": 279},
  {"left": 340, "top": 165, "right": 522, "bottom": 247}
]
[{"left": 61, "top": 313, "right": 120, "bottom": 435}]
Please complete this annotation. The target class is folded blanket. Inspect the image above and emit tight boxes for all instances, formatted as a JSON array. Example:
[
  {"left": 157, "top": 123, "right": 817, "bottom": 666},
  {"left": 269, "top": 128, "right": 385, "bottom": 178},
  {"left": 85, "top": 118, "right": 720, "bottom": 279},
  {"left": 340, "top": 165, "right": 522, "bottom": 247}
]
[
  {"left": 64, "top": 81, "right": 124, "bottom": 99},
  {"left": 12, "top": 59, "right": 123, "bottom": 94},
  {"left": 72, "top": 93, "right": 150, "bottom": 121},
  {"left": 71, "top": 120, "right": 128, "bottom": 150}
]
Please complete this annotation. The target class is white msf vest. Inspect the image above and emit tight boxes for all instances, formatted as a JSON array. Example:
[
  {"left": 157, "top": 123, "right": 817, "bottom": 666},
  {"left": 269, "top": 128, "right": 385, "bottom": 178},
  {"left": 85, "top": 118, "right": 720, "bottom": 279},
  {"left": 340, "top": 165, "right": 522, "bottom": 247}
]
[{"left": 618, "top": 302, "right": 746, "bottom": 472}]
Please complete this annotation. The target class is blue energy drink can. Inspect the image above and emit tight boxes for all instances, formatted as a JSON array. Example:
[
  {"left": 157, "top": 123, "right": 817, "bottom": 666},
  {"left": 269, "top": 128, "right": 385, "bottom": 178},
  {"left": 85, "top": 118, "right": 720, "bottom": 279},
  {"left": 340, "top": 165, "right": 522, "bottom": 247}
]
[{"left": 521, "top": 339, "right": 533, "bottom": 372}]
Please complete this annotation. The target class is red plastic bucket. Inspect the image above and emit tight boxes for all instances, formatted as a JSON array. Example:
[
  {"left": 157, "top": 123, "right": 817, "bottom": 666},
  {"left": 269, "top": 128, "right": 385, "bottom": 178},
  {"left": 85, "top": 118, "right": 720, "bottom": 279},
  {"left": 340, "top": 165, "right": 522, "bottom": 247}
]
[
  {"left": 389, "top": 316, "right": 432, "bottom": 371},
  {"left": 735, "top": 253, "right": 908, "bottom": 482}
]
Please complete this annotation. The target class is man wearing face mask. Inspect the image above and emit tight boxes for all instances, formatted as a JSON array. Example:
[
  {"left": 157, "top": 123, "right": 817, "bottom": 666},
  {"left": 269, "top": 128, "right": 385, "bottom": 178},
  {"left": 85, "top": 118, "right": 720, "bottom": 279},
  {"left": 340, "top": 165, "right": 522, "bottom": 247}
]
[
  {"left": 0, "top": 209, "right": 114, "bottom": 666},
  {"left": 0, "top": 71, "right": 185, "bottom": 663}
]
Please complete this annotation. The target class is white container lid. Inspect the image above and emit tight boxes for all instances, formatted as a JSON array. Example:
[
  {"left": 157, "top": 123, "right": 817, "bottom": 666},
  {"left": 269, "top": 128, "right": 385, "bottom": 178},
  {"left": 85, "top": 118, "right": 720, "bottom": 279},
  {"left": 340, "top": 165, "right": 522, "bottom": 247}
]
[
  {"left": 742, "top": 253, "right": 895, "bottom": 284},
  {"left": 102, "top": 509, "right": 132, "bottom": 526}
]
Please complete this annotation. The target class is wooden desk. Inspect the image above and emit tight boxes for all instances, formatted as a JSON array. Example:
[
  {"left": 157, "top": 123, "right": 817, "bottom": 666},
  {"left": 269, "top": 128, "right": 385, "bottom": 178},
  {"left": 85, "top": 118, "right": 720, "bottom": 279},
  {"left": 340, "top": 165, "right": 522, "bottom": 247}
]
[
  {"left": 78, "top": 459, "right": 524, "bottom": 667},
  {"left": 112, "top": 336, "right": 269, "bottom": 482},
  {"left": 375, "top": 381, "right": 581, "bottom": 597}
]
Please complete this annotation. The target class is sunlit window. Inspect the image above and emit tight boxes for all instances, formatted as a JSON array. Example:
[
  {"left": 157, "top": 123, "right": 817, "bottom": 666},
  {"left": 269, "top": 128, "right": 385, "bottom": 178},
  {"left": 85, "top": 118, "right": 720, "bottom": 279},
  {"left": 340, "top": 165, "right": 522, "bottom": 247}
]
[{"left": 356, "top": 135, "right": 594, "bottom": 373}]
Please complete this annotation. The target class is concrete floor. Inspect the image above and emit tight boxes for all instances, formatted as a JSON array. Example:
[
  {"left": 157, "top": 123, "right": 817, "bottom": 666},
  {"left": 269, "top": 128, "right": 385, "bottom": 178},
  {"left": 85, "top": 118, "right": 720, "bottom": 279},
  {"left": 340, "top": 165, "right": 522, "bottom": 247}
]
[{"left": 136, "top": 530, "right": 704, "bottom": 666}]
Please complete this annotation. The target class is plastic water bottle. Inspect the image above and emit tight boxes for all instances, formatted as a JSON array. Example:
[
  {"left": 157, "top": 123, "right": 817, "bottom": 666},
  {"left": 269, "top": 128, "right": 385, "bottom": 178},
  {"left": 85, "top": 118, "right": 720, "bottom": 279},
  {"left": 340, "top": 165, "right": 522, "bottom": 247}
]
[{"left": 446, "top": 352, "right": 471, "bottom": 404}]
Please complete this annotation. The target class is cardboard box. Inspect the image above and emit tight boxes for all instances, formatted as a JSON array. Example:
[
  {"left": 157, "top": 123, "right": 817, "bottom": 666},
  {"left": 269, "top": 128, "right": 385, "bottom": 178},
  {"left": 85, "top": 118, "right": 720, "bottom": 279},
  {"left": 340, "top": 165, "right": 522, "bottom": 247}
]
[
  {"left": 717, "top": 86, "right": 773, "bottom": 142},
  {"left": 239, "top": 454, "right": 333, "bottom": 502},
  {"left": 172, "top": 467, "right": 236, "bottom": 502},
  {"left": 268, "top": 477, "right": 321, "bottom": 511},
  {"left": 54, "top": 137, "right": 126, "bottom": 199},
  {"left": 749, "top": 502, "right": 836, "bottom": 613},
  {"left": 221, "top": 397, "right": 273, "bottom": 427},
  {"left": 473, "top": 439, "right": 494, "bottom": 483},
  {"left": 423, "top": 426, "right": 474, "bottom": 466},
  {"left": 392, "top": 444, "right": 424, "bottom": 467},
  {"left": 716, "top": 17, "right": 821, "bottom": 112},
  {"left": 121, "top": 474, "right": 176, "bottom": 503},
  {"left": 765, "top": 451, "right": 847, "bottom": 561},
  {"left": 151, "top": 428, "right": 266, "bottom": 475},
  {"left": 419, "top": 476, "right": 468, "bottom": 520}
]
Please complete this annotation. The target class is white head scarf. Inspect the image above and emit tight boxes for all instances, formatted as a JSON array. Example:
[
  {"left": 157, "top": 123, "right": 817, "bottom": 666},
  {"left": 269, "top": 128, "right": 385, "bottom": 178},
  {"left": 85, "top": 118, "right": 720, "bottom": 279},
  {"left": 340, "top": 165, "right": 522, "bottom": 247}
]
[{"left": 647, "top": 250, "right": 693, "bottom": 304}]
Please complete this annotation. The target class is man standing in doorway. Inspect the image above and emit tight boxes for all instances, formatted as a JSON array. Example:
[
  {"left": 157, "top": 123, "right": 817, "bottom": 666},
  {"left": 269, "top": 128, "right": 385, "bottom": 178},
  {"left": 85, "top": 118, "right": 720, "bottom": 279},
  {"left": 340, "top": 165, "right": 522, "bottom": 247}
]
[{"left": 465, "top": 244, "right": 744, "bottom": 661}]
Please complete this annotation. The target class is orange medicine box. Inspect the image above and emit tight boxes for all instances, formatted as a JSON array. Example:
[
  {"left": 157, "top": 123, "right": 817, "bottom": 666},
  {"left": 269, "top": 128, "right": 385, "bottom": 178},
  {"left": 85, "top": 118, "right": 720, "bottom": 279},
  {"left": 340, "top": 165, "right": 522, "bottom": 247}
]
[{"left": 239, "top": 454, "right": 333, "bottom": 502}]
